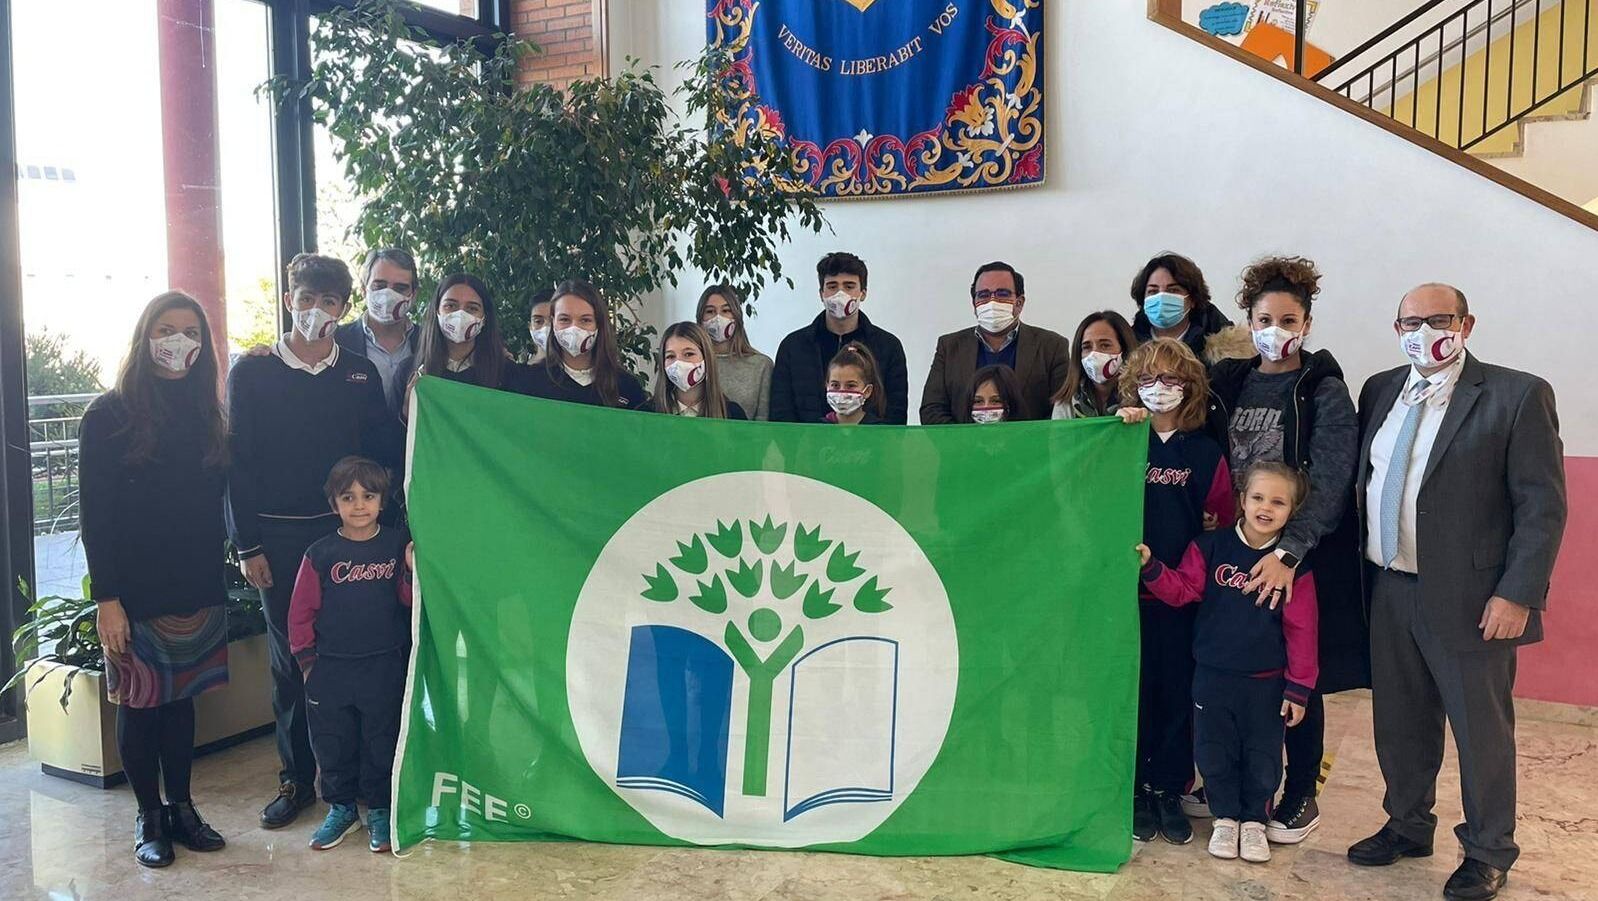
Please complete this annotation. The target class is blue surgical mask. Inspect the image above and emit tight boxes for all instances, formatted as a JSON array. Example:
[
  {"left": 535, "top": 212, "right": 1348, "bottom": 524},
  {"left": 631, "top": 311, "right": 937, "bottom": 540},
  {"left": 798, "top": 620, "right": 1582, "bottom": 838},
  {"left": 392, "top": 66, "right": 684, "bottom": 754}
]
[{"left": 1143, "top": 292, "right": 1189, "bottom": 330}]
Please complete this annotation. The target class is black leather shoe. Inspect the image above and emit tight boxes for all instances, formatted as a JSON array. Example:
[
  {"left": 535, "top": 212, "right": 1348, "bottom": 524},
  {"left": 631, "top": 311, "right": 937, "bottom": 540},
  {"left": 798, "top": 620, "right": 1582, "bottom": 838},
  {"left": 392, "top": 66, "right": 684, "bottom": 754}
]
[
  {"left": 166, "top": 801, "right": 226, "bottom": 852},
  {"left": 1444, "top": 858, "right": 1508, "bottom": 901},
  {"left": 134, "top": 807, "right": 174, "bottom": 868},
  {"left": 1152, "top": 790, "right": 1193, "bottom": 845},
  {"left": 260, "top": 782, "right": 316, "bottom": 830},
  {"left": 1132, "top": 787, "right": 1158, "bottom": 842},
  {"left": 1347, "top": 826, "right": 1433, "bottom": 866}
]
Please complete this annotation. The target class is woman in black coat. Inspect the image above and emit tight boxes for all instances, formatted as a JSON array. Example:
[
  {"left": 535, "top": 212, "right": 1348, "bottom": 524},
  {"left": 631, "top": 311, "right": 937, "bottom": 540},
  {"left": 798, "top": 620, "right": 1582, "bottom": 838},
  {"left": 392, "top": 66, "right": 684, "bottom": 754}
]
[{"left": 79, "top": 292, "right": 230, "bottom": 868}]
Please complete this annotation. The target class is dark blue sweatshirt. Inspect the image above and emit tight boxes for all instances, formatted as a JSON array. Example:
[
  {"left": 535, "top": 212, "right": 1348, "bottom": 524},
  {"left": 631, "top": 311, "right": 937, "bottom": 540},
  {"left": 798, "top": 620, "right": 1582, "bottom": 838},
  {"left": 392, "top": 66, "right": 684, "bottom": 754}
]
[
  {"left": 288, "top": 525, "right": 412, "bottom": 671},
  {"left": 1140, "top": 429, "right": 1235, "bottom": 601},
  {"left": 1141, "top": 526, "right": 1319, "bottom": 705}
]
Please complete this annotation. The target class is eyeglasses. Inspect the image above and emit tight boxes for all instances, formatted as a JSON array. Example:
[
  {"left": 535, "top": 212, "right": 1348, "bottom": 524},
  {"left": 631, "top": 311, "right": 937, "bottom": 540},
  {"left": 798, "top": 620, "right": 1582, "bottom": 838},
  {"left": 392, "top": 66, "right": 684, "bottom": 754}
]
[
  {"left": 1135, "top": 373, "right": 1184, "bottom": 388},
  {"left": 973, "top": 289, "right": 1016, "bottom": 302},
  {"left": 1396, "top": 313, "right": 1462, "bottom": 332}
]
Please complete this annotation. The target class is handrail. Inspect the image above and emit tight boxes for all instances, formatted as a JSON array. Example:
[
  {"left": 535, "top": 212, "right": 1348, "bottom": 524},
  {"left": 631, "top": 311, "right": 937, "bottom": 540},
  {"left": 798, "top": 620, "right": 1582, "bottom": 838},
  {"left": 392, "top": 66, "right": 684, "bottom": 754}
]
[
  {"left": 1335, "top": 0, "right": 1545, "bottom": 103},
  {"left": 1315, "top": 0, "right": 1454, "bottom": 84}
]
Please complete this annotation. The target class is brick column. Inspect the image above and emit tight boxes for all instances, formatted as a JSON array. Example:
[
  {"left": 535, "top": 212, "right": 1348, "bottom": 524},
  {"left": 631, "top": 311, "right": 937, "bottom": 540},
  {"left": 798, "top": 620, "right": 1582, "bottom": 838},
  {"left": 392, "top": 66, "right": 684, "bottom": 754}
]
[{"left": 511, "top": 0, "right": 607, "bottom": 89}]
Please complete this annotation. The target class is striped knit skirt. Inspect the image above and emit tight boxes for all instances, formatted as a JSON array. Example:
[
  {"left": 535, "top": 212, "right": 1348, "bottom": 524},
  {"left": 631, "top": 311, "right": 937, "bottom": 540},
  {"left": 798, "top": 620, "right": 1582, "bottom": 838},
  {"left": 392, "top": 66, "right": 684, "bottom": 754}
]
[{"left": 104, "top": 606, "right": 230, "bottom": 709}]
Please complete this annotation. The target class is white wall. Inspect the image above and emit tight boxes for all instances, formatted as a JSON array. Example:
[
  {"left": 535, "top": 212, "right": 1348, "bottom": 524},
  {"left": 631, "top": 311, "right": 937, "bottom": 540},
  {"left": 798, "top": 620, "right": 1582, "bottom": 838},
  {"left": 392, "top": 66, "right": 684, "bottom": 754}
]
[
  {"left": 1490, "top": 92, "right": 1598, "bottom": 209},
  {"left": 614, "top": 1, "right": 1598, "bottom": 453}
]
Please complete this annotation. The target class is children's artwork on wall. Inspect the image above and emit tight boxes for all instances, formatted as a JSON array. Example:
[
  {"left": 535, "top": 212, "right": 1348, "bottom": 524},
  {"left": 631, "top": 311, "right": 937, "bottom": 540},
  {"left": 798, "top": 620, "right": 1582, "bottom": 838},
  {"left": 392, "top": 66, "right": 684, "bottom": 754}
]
[
  {"left": 1239, "top": 19, "right": 1333, "bottom": 77},
  {"left": 1245, "top": 0, "right": 1319, "bottom": 33},
  {"left": 1198, "top": 2, "right": 1250, "bottom": 37}
]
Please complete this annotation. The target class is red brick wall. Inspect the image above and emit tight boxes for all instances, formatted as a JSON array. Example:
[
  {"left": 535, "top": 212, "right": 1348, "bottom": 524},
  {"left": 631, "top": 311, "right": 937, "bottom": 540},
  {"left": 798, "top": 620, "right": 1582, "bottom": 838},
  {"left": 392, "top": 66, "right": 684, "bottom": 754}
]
[{"left": 511, "top": 0, "right": 606, "bottom": 89}]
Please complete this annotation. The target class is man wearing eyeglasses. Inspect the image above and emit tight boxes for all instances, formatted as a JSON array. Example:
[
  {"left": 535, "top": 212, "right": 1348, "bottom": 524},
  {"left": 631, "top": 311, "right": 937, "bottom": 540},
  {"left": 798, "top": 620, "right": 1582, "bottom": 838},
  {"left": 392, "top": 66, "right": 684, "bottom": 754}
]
[
  {"left": 919, "top": 261, "right": 1070, "bottom": 423},
  {"left": 1347, "top": 283, "right": 1566, "bottom": 901}
]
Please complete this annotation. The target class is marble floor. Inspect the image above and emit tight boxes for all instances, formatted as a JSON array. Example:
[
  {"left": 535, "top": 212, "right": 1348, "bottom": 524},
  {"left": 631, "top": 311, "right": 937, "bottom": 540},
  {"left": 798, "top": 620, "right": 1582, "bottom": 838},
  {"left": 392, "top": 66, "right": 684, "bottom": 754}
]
[{"left": 2, "top": 693, "right": 1595, "bottom": 900}]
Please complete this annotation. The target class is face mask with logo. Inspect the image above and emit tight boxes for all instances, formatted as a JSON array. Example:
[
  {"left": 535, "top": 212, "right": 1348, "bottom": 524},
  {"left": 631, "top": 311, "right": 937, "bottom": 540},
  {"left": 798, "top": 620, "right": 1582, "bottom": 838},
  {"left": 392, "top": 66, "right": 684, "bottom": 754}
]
[
  {"left": 1400, "top": 323, "right": 1464, "bottom": 368},
  {"left": 437, "top": 309, "right": 483, "bottom": 344},
  {"left": 149, "top": 332, "right": 202, "bottom": 373},
  {"left": 365, "top": 288, "right": 410, "bottom": 324},
  {"left": 1142, "top": 292, "right": 1188, "bottom": 330},
  {"left": 292, "top": 306, "right": 339, "bottom": 342},
  {"left": 827, "top": 390, "right": 866, "bottom": 417},
  {"left": 1252, "top": 325, "right": 1304, "bottom": 363},
  {"left": 665, "top": 359, "right": 705, "bottom": 392},
  {"left": 530, "top": 326, "right": 549, "bottom": 352},
  {"left": 704, "top": 315, "right": 736, "bottom": 344},
  {"left": 556, "top": 325, "right": 596, "bottom": 357},
  {"left": 971, "top": 406, "right": 1005, "bottom": 424},
  {"left": 823, "top": 291, "right": 861, "bottom": 320},
  {"left": 1081, "top": 351, "right": 1121, "bottom": 385},
  {"left": 974, "top": 301, "right": 1016, "bottom": 334},
  {"left": 1138, "top": 382, "right": 1185, "bottom": 413}
]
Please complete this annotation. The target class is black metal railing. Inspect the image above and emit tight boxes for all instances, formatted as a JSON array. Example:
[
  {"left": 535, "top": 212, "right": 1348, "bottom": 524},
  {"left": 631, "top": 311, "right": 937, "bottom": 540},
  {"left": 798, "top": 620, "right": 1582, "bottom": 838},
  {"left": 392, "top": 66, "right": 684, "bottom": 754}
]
[{"left": 1313, "top": 0, "right": 1598, "bottom": 152}]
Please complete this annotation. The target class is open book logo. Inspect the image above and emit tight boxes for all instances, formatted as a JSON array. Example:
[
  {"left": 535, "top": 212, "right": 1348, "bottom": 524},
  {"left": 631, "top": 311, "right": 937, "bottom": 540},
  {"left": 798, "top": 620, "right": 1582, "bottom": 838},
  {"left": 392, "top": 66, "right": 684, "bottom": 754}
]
[{"left": 567, "top": 471, "right": 957, "bottom": 847}]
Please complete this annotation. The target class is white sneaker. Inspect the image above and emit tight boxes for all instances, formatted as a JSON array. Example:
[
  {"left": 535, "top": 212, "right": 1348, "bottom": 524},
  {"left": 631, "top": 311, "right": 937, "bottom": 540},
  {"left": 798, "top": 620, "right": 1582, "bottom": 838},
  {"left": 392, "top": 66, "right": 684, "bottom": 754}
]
[
  {"left": 1208, "top": 818, "right": 1239, "bottom": 859},
  {"left": 1240, "top": 822, "right": 1271, "bottom": 862}
]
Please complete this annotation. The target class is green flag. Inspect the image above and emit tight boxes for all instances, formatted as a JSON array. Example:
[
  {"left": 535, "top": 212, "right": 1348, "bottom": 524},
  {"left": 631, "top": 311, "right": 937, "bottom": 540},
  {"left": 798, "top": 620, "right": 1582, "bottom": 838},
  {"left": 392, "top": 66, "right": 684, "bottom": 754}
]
[{"left": 395, "top": 376, "right": 1146, "bottom": 872}]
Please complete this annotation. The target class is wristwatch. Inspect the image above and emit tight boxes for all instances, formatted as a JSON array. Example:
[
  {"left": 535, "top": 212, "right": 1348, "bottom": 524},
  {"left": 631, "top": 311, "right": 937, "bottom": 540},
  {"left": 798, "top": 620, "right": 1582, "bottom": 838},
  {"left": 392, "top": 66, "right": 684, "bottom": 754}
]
[{"left": 1275, "top": 549, "right": 1301, "bottom": 568}]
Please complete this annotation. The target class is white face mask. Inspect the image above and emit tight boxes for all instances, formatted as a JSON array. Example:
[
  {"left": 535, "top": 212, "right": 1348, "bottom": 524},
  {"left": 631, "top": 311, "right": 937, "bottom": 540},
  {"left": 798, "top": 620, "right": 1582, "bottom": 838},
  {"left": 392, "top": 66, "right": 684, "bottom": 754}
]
[
  {"left": 1400, "top": 323, "right": 1464, "bottom": 368},
  {"left": 556, "top": 325, "right": 596, "bottom": 358},
  {"left": 827, "top": 390, "right": 867, "bottom": 417},
  {"left": 974, "top": 301, "right": 1016, "bottom": 334},
  {"left": 149, "top": 332, "right": 202, "bottom": 373},
  {"left": 823, "top": 291, "right": 861, "bottom": 320},
  {"left": 1138, "top": 382, "right": 1185, "bottom": 413},
  {"left": 1252, "top": 325, "right": 1304, "bottom": 363},
  {"left": 437, "top": 309, "right": 483, "bottom": 344},
  {"left": 530, "top": 326, "right": 549, "bottom": 352},
  {"left": 1081, "top": 351, "right": 1121, "bottom": 385},
  {"left": 365, "top": 287, "right": 410, "bottom": 324},
  {"left": 665, "top": 359, "right": 706, "bottom": 392},
  {"left": 704, "top": 315, "right": 736, "bottom": 344},
  {"left": 292, "top": 306, "right": 339, "bottom": 342},
  {"left": 971, "top": 406, "right": 1005, "bottom": 424}
]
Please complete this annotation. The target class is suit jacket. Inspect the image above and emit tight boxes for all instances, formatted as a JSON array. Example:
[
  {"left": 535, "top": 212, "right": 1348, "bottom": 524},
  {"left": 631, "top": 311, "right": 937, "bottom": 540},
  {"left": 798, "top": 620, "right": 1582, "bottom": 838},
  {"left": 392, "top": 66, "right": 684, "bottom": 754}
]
[
  {"left": 1356, "top": 352, "right": 1566, "bottom": 650},
  {"left": 919, "top": 322, "right": 1070, "bottom": 423}
]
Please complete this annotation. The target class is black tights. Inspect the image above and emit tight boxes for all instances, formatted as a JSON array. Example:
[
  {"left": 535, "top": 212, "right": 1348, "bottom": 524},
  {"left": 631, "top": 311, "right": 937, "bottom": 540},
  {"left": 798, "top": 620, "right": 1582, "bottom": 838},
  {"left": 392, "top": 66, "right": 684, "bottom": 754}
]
[{"left": 116, "top": 698, "right": 196, "bottom": 811}]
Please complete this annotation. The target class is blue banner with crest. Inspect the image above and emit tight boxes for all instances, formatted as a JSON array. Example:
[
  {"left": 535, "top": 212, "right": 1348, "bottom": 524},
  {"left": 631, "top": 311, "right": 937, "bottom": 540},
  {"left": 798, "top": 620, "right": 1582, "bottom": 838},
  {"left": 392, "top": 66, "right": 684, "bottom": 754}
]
[{"left": 708, "top": 0, "right": 1045, "bottom": 198}]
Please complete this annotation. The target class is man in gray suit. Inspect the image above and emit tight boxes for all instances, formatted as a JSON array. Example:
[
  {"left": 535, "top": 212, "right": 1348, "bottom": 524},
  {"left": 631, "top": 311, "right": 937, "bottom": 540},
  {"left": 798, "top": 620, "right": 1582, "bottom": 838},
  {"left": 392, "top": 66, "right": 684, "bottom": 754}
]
[
  {"left": 919, "top": 261, "right": 1070, "bottom": 423},
  {"left": 1347, "top": 283, "right": 1566, "bottom": 901}
]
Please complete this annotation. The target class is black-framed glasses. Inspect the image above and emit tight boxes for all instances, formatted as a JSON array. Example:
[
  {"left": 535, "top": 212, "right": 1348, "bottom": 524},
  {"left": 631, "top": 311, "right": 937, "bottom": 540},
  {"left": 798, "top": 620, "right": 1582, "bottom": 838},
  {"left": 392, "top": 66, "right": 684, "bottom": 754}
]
[
  {"left": 973, "top": 289, "right": 1016, "bottom": 302},
  {"left": 1135, "top": 373, "right": 1184, "bottom": 388},
  {"left": 1396, "top": 313, "right": 1462, "bottom": 332}
]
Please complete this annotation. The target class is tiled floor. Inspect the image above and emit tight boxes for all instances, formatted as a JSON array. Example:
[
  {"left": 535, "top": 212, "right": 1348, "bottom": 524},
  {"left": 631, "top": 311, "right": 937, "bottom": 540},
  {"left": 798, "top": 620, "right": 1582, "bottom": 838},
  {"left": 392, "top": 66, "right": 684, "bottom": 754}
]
[{"left": 2, "top": 693, "right": 1595, "bottom": 900}]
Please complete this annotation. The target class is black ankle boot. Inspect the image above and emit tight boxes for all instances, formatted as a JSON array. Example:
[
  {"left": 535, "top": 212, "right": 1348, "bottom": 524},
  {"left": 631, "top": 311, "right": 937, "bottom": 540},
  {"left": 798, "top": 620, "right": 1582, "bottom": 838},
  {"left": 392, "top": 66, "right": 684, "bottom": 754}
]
[
  {"left": 134, "top": 807, "right": 174, "bottom": 868},
  {"left": 166, "top": 801, "right": 226, "bottom": 852}
]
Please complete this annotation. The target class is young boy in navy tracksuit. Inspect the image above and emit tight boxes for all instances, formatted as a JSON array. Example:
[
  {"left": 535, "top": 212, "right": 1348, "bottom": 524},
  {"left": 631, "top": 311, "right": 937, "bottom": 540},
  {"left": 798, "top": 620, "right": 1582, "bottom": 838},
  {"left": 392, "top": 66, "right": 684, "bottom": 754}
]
[
  {"left": 288, "top": 457, "right": 413, "bottom": 854},
  {"left": 1122, "top": 338, "right": 1236, "bottom": 845},
  {"left": 1138, "top": 461, "right": 1319, "bottom": 864}
]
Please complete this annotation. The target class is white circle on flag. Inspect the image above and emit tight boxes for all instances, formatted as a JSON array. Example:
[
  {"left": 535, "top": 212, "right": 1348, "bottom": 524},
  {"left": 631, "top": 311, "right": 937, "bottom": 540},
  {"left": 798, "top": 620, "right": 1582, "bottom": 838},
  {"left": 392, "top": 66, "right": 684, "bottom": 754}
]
[{"left": 567, "top": 471, "right": 958, "bottom": 847}]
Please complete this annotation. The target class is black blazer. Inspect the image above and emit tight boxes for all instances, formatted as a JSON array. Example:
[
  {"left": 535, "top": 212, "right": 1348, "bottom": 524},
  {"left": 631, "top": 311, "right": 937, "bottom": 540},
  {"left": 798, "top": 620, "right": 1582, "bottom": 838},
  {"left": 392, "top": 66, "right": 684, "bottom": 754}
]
[{"left": 919, "top": 322, "right": 1071, "bottom": 424}]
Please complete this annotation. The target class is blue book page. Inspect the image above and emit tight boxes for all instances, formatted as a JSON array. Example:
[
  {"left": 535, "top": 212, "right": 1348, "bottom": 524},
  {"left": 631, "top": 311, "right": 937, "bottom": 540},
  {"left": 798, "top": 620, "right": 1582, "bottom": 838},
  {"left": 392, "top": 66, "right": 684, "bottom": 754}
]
[
  {"left": 783, "top": 637, "right": 899, "bottom": 821},
  {"left": 616, "top": 625, "right": 734, "bottom": 816}
]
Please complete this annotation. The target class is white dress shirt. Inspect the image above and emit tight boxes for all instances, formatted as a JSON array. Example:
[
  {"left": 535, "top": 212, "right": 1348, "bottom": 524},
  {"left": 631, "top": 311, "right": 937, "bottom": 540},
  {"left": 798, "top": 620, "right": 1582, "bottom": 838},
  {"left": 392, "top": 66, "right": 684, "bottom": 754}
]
[
  {"left": 272, "top": 337, "right": 339, "bottom": 375},
  {"left": 1364, "top": 356, "right": 1465, "bottom": 572}
]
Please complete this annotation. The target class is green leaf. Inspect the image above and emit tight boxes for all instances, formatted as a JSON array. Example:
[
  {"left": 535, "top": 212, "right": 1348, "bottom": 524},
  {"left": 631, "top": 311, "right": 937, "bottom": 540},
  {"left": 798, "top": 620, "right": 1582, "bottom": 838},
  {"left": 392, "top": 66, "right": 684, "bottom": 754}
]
[
  {"left": 826, "top": 544, "right": 865, "bottom": 583},
  {"left": 669, "top": 535, "right": 708, "bottom": 575},
  {"left": 707, "top": 519, "right": 743, "bottom": 558},
  {"left": 852, "top": 576, "right": 893, "bottom": 614},
  {"left": 769, "top": 560, "right": 807, "bottom": 600},
  {"left": 793, "top": 523, "right": 831, "bottom": 563},
  {"left": 726, "top": 559, "right": 764, "bottom": 599},
  {"left": 640, "top": 564, "right": 678, "bottom": 602},
  {"left": 749, "top": 515, "right": 788, "bottom": 555},
  {"left": 802, "top": 581, "right": 841, "bottom": 619},
  {"left": 689, "top": 575, "right": 728, "bottom": 614}
]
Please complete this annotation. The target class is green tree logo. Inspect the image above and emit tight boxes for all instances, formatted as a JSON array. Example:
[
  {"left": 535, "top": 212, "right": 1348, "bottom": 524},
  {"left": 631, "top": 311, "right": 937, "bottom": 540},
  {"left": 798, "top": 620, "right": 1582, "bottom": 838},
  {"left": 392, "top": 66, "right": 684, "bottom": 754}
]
[{"left": 638, "top": 516, "right": 893, "bottom": 798}]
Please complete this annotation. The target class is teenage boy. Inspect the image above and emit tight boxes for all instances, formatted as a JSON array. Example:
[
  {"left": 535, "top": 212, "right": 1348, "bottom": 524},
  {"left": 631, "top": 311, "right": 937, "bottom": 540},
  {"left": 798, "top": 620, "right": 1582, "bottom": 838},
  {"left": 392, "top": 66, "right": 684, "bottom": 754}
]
[
  {"left": 227, "top": 253, "right": 403, "bottom": 830},
  {"left": 335, "top": 248, "right": 421, "bottom": 417},
  {"left": 769, "top": 251, "right": 909, "bottom": 424}
]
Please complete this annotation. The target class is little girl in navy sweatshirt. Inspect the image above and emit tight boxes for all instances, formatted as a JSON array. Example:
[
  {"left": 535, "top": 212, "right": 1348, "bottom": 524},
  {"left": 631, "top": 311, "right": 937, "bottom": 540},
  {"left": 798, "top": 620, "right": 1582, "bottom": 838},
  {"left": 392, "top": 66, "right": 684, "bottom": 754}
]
[
  {"left": 1120, "top": 338, "right": 1236, "bottom": 846},
  {"left": 288, "top": 456, "right": 413, "bottom": 855},
  {"left": 1137, "top": 461, "right": 1319, "bottom": 864}
]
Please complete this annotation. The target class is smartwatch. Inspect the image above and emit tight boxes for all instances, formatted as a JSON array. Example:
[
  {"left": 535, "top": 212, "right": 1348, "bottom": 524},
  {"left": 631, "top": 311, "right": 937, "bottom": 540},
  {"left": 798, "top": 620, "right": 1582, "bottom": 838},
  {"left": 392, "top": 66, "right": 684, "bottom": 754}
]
[{"left": 1275, "top": 549, "right": 1301, "bottom": 569}]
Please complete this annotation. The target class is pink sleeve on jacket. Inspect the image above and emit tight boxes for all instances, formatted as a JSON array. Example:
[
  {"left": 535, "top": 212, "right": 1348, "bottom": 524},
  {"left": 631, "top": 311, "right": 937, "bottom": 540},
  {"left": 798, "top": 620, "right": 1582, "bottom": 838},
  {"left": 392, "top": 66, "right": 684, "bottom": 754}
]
[
  {"left": 397, "top": 564, "right": 413, "bottom": 608},
  {"left": 287, "top": 555, "right": 322, "bottom": 665},
  {"left": 1205, "top": 457, "right": 1237, "bottom": 528},
  {"left": 1141, "top": 541, "right": 1207, "bottom": 607},
  {"left": 1282, "top": 570, "right": 1320, "bottom": 705}
]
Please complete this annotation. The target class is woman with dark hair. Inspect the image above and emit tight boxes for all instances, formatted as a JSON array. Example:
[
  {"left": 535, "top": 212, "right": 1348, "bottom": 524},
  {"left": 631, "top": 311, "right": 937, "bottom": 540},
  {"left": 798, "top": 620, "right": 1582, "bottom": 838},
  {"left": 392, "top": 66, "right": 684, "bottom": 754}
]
[
  {"left": 824, "top": 342, "right": 888, "bottom": 425},
  {"left": 957, "top": 364, "right": 1031, "bottom": 423},
  {"left": 525, "top": 279, "right": 649, "bottom": 408},
  {"left": 699, "top": 284, "right": 773, "bottom": 420},
  {"left": 1207, "top": 255, "right": 1361, "bottom": 848},
  {"left": 1052, "top": 310, "right": 1138, "bottom": 419},
  {"left": 413, "top": 273, "right": 534, "bottom": 394},
  {"left": 79, "top": 292, "right": 231, "bottom": 868},
  {"left": 1131, "top": 252, "right": 1232, "bottom": 357},
  {"left": 650, "top": 322, "right": 747, "bottom": 419}
]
